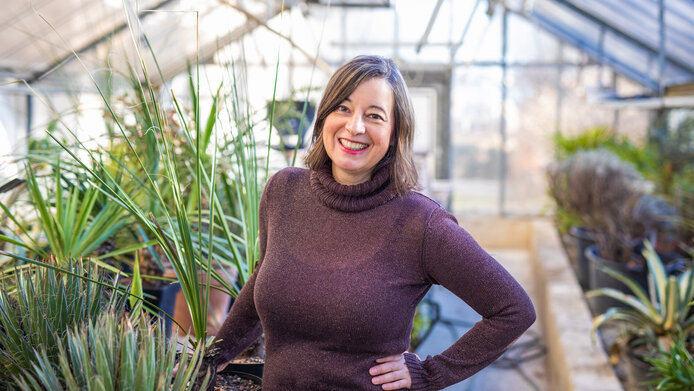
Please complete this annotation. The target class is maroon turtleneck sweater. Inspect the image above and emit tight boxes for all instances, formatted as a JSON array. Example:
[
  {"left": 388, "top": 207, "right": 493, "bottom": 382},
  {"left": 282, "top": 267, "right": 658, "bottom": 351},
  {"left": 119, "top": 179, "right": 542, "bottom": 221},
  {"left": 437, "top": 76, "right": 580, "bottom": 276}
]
[{"left": 212, "top": 165, "right": 535, "bottom": 390}]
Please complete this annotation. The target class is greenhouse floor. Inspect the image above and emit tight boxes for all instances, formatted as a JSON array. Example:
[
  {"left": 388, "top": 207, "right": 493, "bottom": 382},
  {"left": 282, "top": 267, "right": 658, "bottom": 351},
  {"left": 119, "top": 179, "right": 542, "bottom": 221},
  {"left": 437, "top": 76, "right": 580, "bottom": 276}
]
[{"left": 414, "top": 249, "right": 549, "bottom": 391}]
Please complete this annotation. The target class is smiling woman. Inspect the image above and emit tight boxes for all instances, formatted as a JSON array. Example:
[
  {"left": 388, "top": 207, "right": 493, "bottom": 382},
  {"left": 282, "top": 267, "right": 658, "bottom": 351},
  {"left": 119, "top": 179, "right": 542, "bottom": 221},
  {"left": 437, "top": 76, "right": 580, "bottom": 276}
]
[
  {"left": 322, "top": 78, "right": 395, "bottom": 185},
  {"left": 199, "top": 55, "right": 535, "bottom": 391}
]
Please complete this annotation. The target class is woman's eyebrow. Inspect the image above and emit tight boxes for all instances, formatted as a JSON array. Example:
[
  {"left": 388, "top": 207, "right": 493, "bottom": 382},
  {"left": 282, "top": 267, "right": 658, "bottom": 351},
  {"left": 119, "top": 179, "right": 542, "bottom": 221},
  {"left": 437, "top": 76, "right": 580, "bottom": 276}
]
[
  {"left": 368, "top": 105, "right": 387, "bottom": 114},
  {"left": 343, "top": 98, "right": 388, "bottom": 116}
]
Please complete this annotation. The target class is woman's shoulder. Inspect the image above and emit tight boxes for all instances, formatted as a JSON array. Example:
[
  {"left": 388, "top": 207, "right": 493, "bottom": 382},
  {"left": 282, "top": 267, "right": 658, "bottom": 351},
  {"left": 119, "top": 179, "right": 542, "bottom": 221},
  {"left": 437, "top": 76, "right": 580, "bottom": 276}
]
[
  {"left": 266, "top": 166, "right": 309, "bottom": 188},
  {"left": 399, "top": 190, "right": 445, "bottom": 211},
  {"left": 396, "top": 190, "right": 452, "bottom": 221}
]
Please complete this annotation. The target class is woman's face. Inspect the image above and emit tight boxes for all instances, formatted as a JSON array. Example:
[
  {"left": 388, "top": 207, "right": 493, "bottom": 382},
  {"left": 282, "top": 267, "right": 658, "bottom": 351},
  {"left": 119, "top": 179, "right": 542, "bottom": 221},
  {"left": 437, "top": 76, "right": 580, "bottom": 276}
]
[{"left": 322, "top": 77, "right": 394, "bottom": 185}]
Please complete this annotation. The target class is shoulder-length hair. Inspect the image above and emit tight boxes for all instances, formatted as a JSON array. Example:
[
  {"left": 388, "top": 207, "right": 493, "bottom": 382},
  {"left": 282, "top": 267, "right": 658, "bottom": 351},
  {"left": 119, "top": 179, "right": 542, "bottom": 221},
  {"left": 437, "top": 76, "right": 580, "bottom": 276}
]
[{"left": 304, "top": 55, "right": 419, "bottom": 197}]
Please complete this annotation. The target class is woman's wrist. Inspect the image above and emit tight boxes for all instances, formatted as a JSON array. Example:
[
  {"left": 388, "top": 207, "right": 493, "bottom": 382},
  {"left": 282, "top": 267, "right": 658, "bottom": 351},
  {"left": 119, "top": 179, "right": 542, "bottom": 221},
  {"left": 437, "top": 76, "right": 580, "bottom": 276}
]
[{"left": 403, "top": 352, "right": 443, "bottom": 391}]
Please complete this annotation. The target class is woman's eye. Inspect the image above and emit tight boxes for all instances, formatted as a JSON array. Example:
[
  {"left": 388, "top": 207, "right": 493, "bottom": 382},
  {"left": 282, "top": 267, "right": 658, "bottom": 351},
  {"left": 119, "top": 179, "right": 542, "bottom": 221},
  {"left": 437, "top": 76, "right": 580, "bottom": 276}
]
[
  {"left": 368, "top": 113, "right": 384, "bottom": 121},
  {"left": 336, "top": 105, "right": 349, "bottom": 112}
]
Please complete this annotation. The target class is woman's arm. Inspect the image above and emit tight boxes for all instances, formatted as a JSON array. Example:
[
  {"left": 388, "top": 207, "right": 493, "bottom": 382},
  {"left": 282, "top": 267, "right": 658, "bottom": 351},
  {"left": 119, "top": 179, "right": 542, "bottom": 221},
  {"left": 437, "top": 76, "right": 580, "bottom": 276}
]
[
  {"left": 207, "top": 172, "right": 276, "bottom": 366},
  {"left": 405, "top": 207, "right": 536, "bottom": 391}
]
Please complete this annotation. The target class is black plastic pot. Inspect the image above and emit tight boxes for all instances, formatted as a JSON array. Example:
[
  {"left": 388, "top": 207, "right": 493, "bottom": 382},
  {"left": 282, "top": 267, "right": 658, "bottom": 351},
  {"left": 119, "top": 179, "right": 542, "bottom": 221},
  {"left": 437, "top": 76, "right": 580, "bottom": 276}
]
[
  {"left": 217, "top": 369, "right": 262, "bottom": 390},
  {"left": 142, "top": 282, "right": 180, "bottom": 338},
  {"left": 568, "top": 226, "right": 599, "bottom": 290},
  {"left": 224, "top": 361, "right": 264, "bottom": 379},
  {"left": 624, "top": 349, "right": 657, "bottom": 391},
  {"left": 585, "top": 244, "right": 644, "bottom": 315}
]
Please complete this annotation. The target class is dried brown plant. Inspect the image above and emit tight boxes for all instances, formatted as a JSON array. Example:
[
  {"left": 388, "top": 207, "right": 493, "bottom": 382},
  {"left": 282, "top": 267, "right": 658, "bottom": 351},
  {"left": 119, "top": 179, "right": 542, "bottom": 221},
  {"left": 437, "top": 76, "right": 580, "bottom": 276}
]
[{"left": 548, "top": 149, "right": 644, "bottom": 264}]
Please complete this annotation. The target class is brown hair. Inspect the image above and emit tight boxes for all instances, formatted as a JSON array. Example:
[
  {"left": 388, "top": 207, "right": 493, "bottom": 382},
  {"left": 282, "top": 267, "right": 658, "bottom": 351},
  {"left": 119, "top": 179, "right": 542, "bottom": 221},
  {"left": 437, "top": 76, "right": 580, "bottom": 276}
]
[{"left": 304, "top": 55, "right": 419, "bottom": 197}]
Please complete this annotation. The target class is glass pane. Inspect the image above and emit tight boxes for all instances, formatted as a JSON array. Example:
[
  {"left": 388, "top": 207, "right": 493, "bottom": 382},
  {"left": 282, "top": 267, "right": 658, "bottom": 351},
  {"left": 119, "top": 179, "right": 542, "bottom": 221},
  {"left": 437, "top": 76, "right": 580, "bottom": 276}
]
[
  {"left": 449, "top": 66, "right": 502, "bottom": 215},
  {"left": 507, "top": 13, "right": 561, "bottom": 63}
]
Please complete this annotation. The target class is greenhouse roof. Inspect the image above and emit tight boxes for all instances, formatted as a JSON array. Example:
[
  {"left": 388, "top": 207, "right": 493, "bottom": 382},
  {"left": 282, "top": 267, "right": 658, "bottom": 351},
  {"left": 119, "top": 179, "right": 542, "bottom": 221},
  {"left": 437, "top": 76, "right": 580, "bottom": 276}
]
[
  {"left": 512, "top": 0, "right": 694, "bottom": 93},
  {"left": 0, "top": 0, "right": 287, "bottom": 85},
  {"left": 1, "top": 0, "right": 693, "bottom": 94}
]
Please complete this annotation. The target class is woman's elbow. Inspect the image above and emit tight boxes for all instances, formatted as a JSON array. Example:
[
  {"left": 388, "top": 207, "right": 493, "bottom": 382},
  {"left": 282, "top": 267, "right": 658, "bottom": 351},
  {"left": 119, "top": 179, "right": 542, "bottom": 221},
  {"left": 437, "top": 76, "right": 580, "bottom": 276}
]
[{"left": 515, "top": 293, "right": 536, "bottom": 331}]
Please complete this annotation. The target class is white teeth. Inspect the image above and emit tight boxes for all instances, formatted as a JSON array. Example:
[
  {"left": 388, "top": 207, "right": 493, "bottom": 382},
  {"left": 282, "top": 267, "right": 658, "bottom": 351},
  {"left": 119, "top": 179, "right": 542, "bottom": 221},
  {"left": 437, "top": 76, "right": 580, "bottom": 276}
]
[{"left": 339, "top": 138, "right": 368, "bottom": 150}]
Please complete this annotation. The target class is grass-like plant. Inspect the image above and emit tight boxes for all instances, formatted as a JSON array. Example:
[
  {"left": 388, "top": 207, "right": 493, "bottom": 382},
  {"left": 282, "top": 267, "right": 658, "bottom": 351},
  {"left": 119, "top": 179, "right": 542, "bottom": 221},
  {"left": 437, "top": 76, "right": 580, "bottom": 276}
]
[
  {"left": 588, "top": 240, "right": 694, "bottom": 349},
  {"left": 15, "top": 311, "right": 210, "bottom": 391},
  {"left": 644, "top": 334, "right": 694, "bottom": 390},
  {"left": 0, "top": 260, "right": 126, "bottom": 388}
]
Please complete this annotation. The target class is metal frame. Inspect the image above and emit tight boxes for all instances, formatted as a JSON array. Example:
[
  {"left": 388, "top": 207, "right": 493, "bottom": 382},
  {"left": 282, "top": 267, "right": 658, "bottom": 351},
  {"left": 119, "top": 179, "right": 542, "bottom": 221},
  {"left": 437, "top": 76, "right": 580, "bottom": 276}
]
[
  {"left": 27, "top": 0, "right": 177, "bottom": 84},
  {"left": 306, "top": 0, "right": 390, "bottom": 8},
  {"left": 522, "top": 0, "right": 694, "bottom": 93},
  {"left": 553, "top": 0, "right": 694, "bottom": 74}
]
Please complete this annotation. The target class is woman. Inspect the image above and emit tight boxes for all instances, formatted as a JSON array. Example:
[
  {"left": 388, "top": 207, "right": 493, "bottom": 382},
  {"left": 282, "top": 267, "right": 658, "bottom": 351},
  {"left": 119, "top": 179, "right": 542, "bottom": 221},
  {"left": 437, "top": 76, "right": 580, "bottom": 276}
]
[{"left": 202, "top": 55, "right": 535, "bottom": 390}]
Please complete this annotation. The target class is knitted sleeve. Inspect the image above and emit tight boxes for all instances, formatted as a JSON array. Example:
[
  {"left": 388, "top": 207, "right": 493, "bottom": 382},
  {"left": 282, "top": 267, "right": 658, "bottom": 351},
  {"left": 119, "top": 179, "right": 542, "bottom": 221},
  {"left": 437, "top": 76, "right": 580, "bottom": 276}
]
[
  {"left": 209, "top": 172, "right": 276, "bottom": 365},
  {"left": 405, "top": 207, "right": 536, "bottom": 391}
]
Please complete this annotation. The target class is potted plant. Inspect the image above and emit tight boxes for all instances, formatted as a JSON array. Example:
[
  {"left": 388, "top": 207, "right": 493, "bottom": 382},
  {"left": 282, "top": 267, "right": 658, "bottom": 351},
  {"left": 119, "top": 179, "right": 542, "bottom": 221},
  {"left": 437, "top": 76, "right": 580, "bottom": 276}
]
[
  {"left": 588, "top": 240, "right": 694, "bottom": 390},
  {"left": 0, "top": 259, "right": 128, "bottom": 387},
  {"left": 16, "top": 310, "right": 209, "bottom": 390},
  {"left": 548, "top": 149, "right": 644, "bottom": 301}
]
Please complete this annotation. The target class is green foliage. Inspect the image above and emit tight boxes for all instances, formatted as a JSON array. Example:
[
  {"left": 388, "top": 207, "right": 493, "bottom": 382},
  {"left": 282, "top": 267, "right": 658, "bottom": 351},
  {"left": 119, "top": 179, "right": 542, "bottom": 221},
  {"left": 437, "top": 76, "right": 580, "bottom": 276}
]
[
  {"left": 588, "top": 241, "right": 694, "bottom": 349},
  {"left": 553, "top": 126, "right": 659, "bottom": 177},
  {"left": 1, "top": 161, "right": 139, "bottom": 265},
  {"left": 0, "top": 261, "right": 126, "bottom": 389},
  {"left": 15, "top": 311, "right": 209, "bottom": 391},
  {"left": 38, "top": 39, "right": 267, "bottom": 343},
  {"left": 409, "top": 303, "right": 433, "bottom": 351},
  {"left": 644, "top": 335, "right": 694, "bottom": 390}
]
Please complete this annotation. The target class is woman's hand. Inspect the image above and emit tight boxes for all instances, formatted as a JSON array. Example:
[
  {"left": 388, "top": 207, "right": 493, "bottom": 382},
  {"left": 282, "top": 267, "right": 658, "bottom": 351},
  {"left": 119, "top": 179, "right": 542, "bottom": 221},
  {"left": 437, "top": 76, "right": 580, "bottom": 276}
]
[{"left": 369, "top": 352, "right": 412, "bottom": 390}]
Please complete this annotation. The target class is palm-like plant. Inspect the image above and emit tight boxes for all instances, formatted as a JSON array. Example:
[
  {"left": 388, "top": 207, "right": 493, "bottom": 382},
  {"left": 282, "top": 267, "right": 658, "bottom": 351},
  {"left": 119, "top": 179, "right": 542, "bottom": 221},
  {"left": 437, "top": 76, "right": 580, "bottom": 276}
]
[{"left": 588, "top": 240, "right": 694, "bottom": 348}]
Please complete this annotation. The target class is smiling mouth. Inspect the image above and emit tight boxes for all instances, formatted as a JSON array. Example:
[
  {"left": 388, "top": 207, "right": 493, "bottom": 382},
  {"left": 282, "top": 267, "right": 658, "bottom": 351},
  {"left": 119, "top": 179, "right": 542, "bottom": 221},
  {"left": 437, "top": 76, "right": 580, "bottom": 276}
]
[{"left": 339, "top": 138, "right": 368, "bottom": 151}]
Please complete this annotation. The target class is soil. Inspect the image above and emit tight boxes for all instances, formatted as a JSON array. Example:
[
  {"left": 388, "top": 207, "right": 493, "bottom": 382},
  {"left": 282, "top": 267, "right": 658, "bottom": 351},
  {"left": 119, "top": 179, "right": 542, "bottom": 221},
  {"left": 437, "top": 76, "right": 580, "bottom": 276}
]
[
  {"left": 214, "top": 373, "right": 261, "bottom": 391},
  {"left": 231, "top": 356, "right": 264, "bottom": 364}
]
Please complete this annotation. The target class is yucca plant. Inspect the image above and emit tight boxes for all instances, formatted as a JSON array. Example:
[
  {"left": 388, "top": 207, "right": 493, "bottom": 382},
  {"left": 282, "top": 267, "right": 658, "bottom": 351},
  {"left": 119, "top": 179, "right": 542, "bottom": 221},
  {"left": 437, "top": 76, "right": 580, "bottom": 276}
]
[
  {"left": 31, "top": 14, "right": 270, "bottom": 343},
  {"left": 0, "top": 260, "right": 126, "bottom": 389},
  {"left": 644, "top": 334, "right": 694, "bottom": 391},
  {"left": 588, "top": 240, "right": 694, "bottom": 349},
  {"left": 15, "top": 311, "right": 209, "bottom": 391},
  {"left": 0, "top": 161, "right": 144, "bottom": 266}
]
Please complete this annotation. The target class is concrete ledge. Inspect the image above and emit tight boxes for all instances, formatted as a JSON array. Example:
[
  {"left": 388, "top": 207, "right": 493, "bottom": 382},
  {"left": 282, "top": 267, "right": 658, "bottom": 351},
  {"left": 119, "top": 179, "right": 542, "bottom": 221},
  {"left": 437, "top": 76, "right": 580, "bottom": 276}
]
[
  {"left": 458, "top": 216, "right": 622, "bottom": 391},
  {"left": 456, "top": 215, "right": 532, "bottom": 249},
  {"left": 529, "top": 220, "right": 622, "bottom": 391}
]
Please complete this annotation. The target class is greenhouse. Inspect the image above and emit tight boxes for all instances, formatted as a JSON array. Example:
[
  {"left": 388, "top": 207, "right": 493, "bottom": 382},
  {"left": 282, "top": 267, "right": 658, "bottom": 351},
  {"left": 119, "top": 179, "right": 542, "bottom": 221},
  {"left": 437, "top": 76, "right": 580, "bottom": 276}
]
[{"left": 1, "top": 0, "right": 693, "bottom": 390}]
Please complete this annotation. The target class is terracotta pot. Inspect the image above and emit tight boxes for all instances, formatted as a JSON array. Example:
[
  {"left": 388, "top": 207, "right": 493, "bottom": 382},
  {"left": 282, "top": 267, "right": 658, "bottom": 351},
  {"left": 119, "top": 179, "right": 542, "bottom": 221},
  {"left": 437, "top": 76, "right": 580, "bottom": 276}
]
[{"left": 171, "top": 267, "right": 237, "bottom": 337}]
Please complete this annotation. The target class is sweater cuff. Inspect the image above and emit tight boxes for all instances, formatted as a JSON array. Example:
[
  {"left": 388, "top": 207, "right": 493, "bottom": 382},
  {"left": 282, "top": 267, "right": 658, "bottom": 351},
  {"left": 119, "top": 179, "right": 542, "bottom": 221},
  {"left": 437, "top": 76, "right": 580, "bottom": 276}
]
[{"left": 404, "top": 353, "right": 443, "bottom": 391}]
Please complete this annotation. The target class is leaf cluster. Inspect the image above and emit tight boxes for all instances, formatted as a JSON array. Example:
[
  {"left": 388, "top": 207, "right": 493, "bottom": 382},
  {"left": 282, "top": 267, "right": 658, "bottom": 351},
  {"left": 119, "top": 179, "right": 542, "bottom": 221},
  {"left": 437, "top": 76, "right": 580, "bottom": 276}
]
[
  {"left": 0, "top": 260, "right": 126, "bottom": 389},
  {"left": 644, "top": 334, "right": 694, "bottom": 391},
  {"left": 588, "top": 241, "right": 694, "bottom": 351},
  {"left": 15, "top": 311, "right": 209, "bottom": 391}
]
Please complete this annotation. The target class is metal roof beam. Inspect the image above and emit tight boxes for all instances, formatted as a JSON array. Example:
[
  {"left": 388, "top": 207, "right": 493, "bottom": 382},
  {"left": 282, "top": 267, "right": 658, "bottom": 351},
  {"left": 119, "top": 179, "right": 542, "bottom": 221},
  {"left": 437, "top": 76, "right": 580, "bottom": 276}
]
[
  {"left": 528, "top": 11, "right": 659, "bottom": 91},
  {"left": 26, "top": 0, "right": 176, "bottom": 84},
  {"left": 554, "top": 0, "right": 694, "bottom": 74},
  {"left": 415, "top": 0, "right": 444, "bottom": 54}
]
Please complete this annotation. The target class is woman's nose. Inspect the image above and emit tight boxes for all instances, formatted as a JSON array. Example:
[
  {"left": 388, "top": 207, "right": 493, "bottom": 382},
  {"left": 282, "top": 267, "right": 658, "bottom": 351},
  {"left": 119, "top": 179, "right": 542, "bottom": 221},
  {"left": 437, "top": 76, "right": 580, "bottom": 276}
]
[{"left": 346, "top": 114, "right": 365, "bottom": 134}]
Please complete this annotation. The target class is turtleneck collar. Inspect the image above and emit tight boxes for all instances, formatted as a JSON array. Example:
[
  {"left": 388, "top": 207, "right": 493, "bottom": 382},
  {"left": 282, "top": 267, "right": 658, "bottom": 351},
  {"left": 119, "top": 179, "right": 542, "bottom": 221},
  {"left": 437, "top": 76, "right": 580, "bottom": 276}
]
[{"left": 309, "top": 163, "right": 396, "bottom": 212}]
